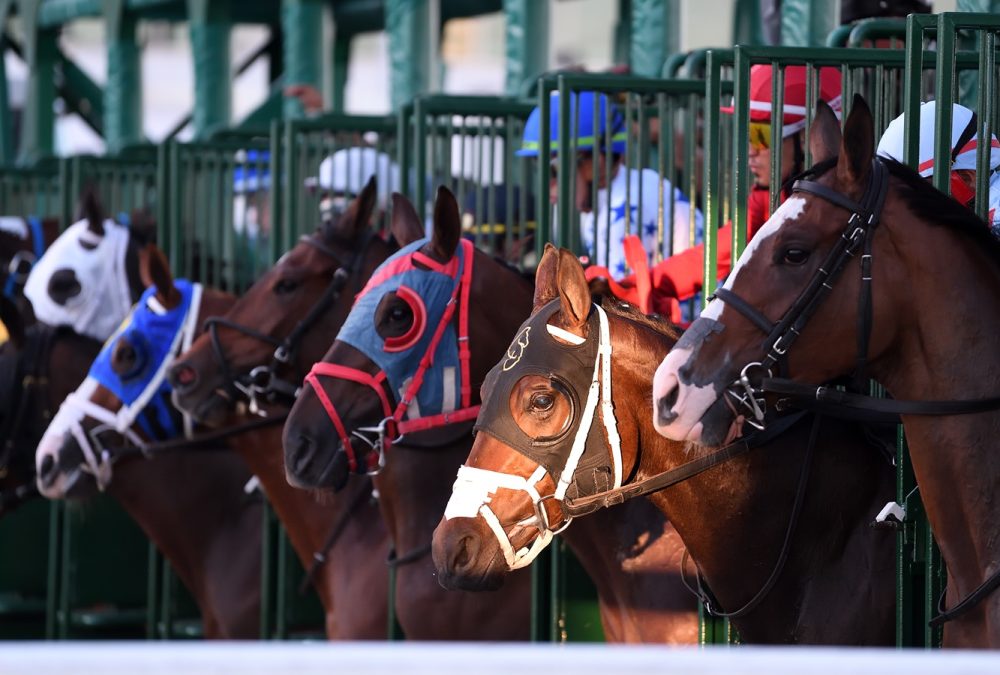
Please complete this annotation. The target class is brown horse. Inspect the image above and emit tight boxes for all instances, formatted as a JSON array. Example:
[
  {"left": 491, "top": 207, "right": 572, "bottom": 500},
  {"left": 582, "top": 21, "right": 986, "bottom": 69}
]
[
  {"left": 654, "top": 96, "right": 1000, "bottom": 648},
  {"left": 34, "top": 246, "right": 263, "bottom": 639},
  {"left": 0, "top": 298, "right": 100, "bottom": 516},
  {"left": 281, "top": 186, "right": 701, "bottom": 642},
  {"left": 168, "top": 179, "right": 392, "bottom": 639},
  {"left": 432, "top": 244, "right": 896, "bottom": 644}
]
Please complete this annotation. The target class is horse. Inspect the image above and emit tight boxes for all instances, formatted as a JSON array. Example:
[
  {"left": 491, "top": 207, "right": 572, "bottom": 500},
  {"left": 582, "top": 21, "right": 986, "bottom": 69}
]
[
  {"left": 431, "top": 243, "right": 896, "bottom": 644},
  {"left": 0, "top": 297, "right": 100, "bottom": 516},
  {"left": 168, "top": 178, "right": 393, "bottom": 639},
  {"left": 653, "top": 94, "right": 1000, "bottom": 648},
  {"left": 0, "top": 215, "right": 59, "bottom": 314},
  {"left": 281, "top": 186, "right": 701, "bottom": 642},
  {"left": 33, "top": 245, "right": 263, "bottom": 639}
]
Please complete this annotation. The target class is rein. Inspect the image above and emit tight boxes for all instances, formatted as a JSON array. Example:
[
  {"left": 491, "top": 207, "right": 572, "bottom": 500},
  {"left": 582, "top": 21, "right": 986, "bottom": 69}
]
[
  {"left": 204, "top": 232, "right": 369, "bottom": 413},
  {"left": 712, "top": 155, "right": 1000, "bottom": 627}
]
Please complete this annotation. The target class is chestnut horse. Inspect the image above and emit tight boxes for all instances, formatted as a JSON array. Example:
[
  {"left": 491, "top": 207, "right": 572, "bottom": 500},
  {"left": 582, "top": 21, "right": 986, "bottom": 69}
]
[
  {"left": 653, "top": 96, "right": 1000, "bottom": 648},
  {"left": 34, "top": 246, "right": 263, "bottom": 639},
  {"left": 432, "top": 244, "right": 896, "bottom": 644},
  {"left": 168, "top": 180, "right": 392, "bottom": 639},
  {"left": 282, "top": 187, "right": 699, "bottom": 642}
]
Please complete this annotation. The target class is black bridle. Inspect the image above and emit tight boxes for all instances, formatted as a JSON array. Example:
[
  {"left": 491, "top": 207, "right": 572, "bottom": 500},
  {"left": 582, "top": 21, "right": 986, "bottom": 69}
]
[
  {"left": 711, "top": 155, "right": 1000, "bottom": 627},
  {"left": 203, "top": 231, "right": 372, "bottom": 412}
]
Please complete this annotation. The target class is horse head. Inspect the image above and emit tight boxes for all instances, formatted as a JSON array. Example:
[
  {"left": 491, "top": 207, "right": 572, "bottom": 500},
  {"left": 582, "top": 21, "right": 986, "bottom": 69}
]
[
  {"left": 282, "top": 186, "right": 533, "bottom": 491},
  {"left": 168, "top": 177, "right": 395, "bottom": 428},
  {"left": 35, "top": 245, "right": 232, "bottom": 499},
  {"left": 653, "top": 95, "right": 897, "bottom": 446},
  {"left": 431, "top": 245, "right": 649, "bottom": 589}
]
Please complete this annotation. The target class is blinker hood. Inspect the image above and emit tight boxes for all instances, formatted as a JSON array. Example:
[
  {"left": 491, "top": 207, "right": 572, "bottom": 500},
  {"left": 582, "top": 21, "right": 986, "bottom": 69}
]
[{"left": 474, "top": 299, "right": 615, "bottom": 500}]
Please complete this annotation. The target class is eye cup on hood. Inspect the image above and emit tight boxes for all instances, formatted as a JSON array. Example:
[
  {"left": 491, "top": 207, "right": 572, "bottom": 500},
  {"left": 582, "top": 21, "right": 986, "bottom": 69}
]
[{"left": 382, "top": 285, "right": 427, "bottom": 353}]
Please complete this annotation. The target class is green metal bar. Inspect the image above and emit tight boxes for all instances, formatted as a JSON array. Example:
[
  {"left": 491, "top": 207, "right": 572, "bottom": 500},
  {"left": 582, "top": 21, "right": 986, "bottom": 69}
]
[
  {"left": 260, "top": 501, "right": 273, "bottom": 638},
  {"left": 414, "top": 97, "right": 427, "bottom": 227},
  {"left": 824, "top": 22, "right": 854, "bottom": 48},
  {"left": 934, "top": 17, "right": 959, "bottom": 196},
  {"left": 847, "top": 18, "right": 907, "bottom": 48},
  {"left": 44, "top": 502, "right": 61, "bottom": 638},
  {"left": 0, "top": 1, "right": 13, "bottom": 165},
  {"left": 556, "top": 76, "right": 572, "bottom": 251},
  {"left": 281, "top": 0, "right": 325, "bottom": 120},
  {"left": 18, "top": 0, "right": 57, "bottom": 164},
  {"left": 503, "top": 0, "right": 548, "bottom": 96},
  {"left": 702, "top": 49, "right": 733, "bottom": 307},
  {"left": 330, "top": 26, "right": 350, "bottom": 113},
  {"left": 104, "top": 0, "right": 143, "bottom": 153},
  {"left": 780, "top": 0, "right": 839, "bottom": 48},
  {"left": 732, "top": 47, "right": 751, "bottom": 259}
]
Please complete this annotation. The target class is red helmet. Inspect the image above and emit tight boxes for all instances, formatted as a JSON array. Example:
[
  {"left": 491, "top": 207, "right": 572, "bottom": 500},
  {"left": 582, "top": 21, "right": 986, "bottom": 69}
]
[{"left": 722, "top": 65, "right": 843, "bottom": 138}]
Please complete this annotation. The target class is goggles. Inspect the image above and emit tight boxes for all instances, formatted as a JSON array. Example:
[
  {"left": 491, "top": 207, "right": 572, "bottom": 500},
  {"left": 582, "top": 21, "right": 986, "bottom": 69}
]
[{"left": 749, "top": 121, "right": 772, "bottom": 151}]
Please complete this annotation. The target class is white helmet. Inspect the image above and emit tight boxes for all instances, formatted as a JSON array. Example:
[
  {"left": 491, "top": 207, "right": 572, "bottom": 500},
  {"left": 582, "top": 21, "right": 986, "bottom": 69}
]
[
  {"left": 305, "top": 147, "right": 400, "bottom": 209},
  {"left": 877, "top": 101, "right": 1000, "bottom": 177}
]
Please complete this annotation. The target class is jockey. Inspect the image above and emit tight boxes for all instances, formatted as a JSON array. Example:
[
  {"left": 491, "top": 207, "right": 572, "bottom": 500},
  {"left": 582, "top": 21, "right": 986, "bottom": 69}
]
[
  {"left": 516, "top": 90, "right": 703, "bottom": 282},
  {"left": 650, "top": 65, "right": 843, "bottom": 305},
  {"left": 876, "top": 100, "right": 1000, "bottom": 236},
  {"left": 305, "top": 147, "right": 400, "bottom": 226}
]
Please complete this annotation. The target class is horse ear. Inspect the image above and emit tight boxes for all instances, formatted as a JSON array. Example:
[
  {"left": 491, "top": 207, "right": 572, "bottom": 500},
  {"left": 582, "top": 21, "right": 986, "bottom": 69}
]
[
  {"left": 0, "top": 295, "right": 25, "bottom": 349},
  {"left": 139, "top": 245, "right": 181, "bottom": 309},
  {"left": 533, "top": 243, "right": 560, "bottom": 311},
  {"left": 837, "top": 94, "right": 874, "bottom": 188},
  {"left": 556, "top": 248, "right": 591, "bottom": 333},
  {"left": 128, "top": 208, "right": 158, "bottom": 246},
  {"left": 429, "top": 186, "right": 461, "bottom": 261},
  {"left": 329, "top": 176, "right": 378, "bottom": 241},
  {"left": 76, "top": 184, "right": 105, "bottom": 236},
  {"left": 389, "top": 193, "right": 424, "bottom": 246},
  {"left": 808, "top": 99, "right": 842, "bottom": 167}
]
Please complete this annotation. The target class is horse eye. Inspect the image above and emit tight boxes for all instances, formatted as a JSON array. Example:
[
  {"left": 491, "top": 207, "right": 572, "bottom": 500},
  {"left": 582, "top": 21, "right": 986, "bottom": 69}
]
[
  {"left": 783, "top": 249, "right": 809, "bottom": 265},
  {"left": 274, "top": 278, "right": 299, "bottom": 294},
  {"left": 530, "top": 393, "right": 554, "bottom": 412},
  {"left": 389, "top": 306, "right": 411, "bottom": 323}
]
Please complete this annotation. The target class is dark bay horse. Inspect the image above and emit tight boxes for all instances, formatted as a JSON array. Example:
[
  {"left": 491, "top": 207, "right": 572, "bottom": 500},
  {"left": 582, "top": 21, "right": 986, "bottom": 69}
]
[
  {"left": 34, "top": 246, "right": 262, "bottom": 639},
  {"left": 432, "top": 244, "right": 896, "bottom": 644},
  {"left": 168, "top": 179, "right": 393, "bottom": 639},
  {"left": 281, "top": 186, "right": 699, "bottom": 642},
  {"left": 0, "top": 215, "right": 59, "bottom": 311},
  {"left": 654, "top": 96, "right": 1000, "bottom": 648},
  {"left": 0, "top": 298, "right": 100, "bottom": 516}
]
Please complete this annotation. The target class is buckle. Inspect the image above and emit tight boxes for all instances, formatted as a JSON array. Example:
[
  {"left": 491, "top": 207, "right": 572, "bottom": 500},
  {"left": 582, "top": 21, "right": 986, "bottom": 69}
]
[{"left": 725, "top": 362, "right": 771, "bottom": 429}]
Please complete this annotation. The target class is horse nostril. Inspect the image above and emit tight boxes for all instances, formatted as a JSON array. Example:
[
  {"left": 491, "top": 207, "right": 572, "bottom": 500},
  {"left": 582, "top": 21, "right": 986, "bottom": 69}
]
[
  {"left": 451, "top": 534, "right": 479, "bottom": 574},
  {"left": 657, "top": 388, "right": 679, "bottom": 427},
  {"left": 170, "top": 363, "right": 198, "bottom": 390}
]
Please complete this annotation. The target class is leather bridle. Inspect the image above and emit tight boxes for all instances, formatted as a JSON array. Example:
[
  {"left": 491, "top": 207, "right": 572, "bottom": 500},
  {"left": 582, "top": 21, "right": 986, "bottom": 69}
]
[
  {"left": 710, "top": 155, "right": 1000, "bottom": 626},
  {"left": 203, "top": 231, "right": 372, "bottom": 414}
]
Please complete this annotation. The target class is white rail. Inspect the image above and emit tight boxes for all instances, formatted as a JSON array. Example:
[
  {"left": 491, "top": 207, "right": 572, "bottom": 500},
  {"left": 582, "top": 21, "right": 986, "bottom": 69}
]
[{"left": 2, "top": 642, "right": 1000, "bottom": 675}]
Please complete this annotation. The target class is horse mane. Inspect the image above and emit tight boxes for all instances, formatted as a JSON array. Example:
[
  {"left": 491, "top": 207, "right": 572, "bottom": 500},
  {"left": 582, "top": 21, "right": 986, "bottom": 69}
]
[
  {"left": 881, "top": 158, "right": 1000, "bottom": 266},
  {"left": 596, "top": 294, "right": 681, "bottom": 341}
]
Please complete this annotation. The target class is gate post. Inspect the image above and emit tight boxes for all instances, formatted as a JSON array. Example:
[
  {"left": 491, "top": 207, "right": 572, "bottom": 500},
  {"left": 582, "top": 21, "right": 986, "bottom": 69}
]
[
  {"left": 779, "top": 0, "right": 839, "bottom": 47},
  {"left": 17, "top": 0, "right": 57, "bottom": 164},
  {"left": 104, "top": 0, "right": 143, "bottom": 154},
  {"left": 630, "top": 0, "right": 679, "bottom": 77},
  {"left": 281, "top": 0, "right": 325, "bottom": 119},
  {"left": 187, "top": 0, "right": 231, "bottom": 139},
  {"left": 503, "top": 0, "right": 548, "bottom": 96},
  {"left": 385, "top": 0, "right": 439, "bottom": 110}
]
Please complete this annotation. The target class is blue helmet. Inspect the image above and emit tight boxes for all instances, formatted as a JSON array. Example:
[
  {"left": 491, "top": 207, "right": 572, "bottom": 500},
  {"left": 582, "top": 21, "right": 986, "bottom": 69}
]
[{"left": 517, "top": 90, "right": 627, "bottom": 158}]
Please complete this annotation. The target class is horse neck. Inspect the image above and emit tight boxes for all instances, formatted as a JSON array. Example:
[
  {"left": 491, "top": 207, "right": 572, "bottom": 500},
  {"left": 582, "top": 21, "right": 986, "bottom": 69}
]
[
  {"left": 41, "top": 218, "right": 60, "bottom": 248},
  {"left": 107, "top": 449, "right": 259, "bottom": 595},
  {"left": 874, "top": 197, "right": 1000, "bottom": 612},
  {"left": 611, "top": 314, "right": 894, "bottom": 642},
  {"left": 467, "top": 252, "right": 534, "bottom": 383}
]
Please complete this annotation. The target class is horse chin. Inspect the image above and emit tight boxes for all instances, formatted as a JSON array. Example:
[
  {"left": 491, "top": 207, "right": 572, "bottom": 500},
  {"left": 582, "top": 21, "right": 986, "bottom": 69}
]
[
  {"left": 432, "top": 519, "right": 508, "bottom": 592},
  {"left": 38, "top": 466, "right": 95, "bottom": 501},
  {"left": 283, "top": 435, "right": 350, "bottom": 492},
  {"left": 172, "top": 389, "right": 229, "bottom": 429},
  {"left": 697, "top": 397, "right": 739, "bottom": 447}
]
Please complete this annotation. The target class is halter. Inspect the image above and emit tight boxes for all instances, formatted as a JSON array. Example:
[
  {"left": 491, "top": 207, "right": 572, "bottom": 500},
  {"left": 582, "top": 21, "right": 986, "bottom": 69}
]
[
  {"left": 47, "top": 282, "right": 202, "bottom": 491},
  {"left": 305, "top": 238, "right": 479, "bottom": 474},
  {"left": 203, "top": 232, "right": 369, "bottom": 415},
  {"left": 443, "top": 301, "right": 622, "bottom": 570}
]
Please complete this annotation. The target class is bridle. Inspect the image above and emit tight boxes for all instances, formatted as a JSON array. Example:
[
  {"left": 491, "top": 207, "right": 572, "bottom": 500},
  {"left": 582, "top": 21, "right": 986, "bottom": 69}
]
[
  {"left": 3, "top": 216, "right": 46, "bottom": 300},
  {"left": 203, "top": 231, "right": 372, "bottom": 414},
  {"left": 710, "top": 155, "right": 1000, "bottom": 626},
  {"left": 305, "top": 238, "right": 480, "bottom": 474}
]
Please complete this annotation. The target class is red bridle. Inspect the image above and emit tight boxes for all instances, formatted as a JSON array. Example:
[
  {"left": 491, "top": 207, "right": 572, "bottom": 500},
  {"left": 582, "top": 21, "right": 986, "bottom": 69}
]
[{"left": 304, "top": 239, "right": 479, "bottom": 473}]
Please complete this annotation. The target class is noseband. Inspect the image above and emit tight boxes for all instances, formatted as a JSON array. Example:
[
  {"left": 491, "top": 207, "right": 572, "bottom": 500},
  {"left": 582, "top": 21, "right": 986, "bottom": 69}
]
[{"left": 203, "top": 231, "right": 371, "bottom": 414}]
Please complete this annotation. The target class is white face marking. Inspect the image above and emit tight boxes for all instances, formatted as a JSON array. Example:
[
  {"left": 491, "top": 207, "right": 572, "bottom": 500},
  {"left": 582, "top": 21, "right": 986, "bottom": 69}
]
[
  {"left": 651, "top": 347, "right": 718, "bottom": 442},
  {"left": 699, "top": 196, "right": 807, "bottom": 322}
]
